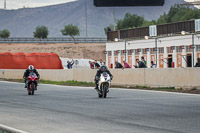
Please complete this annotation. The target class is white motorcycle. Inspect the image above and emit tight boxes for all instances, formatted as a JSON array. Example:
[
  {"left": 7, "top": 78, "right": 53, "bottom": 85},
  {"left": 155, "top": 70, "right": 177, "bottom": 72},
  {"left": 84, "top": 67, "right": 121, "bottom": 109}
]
[{"left": 97, "top": 72, "right": 111, "bottom": 98}]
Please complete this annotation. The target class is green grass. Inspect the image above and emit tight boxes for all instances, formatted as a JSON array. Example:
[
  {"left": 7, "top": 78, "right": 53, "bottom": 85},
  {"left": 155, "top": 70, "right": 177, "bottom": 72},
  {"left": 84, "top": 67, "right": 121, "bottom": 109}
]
[
  {"left": 127, "top": 85, "right": 175, "bottom": 90},
  {"left": 150, "top": 87, "right": 175, "bottom": 90},
  {"left": 39, "top": 80, "right": 95, "bottom": 87},
  {"left": 0, "top": 79, "right": 95, "bottom": 87}
]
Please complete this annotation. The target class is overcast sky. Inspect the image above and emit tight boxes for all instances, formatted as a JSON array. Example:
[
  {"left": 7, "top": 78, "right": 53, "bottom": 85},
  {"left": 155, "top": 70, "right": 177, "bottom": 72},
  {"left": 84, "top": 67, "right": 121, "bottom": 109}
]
[
  {"left": 0, "top": 0, "right": 76, "bottom": 9},
  {"left": 0, "top": 0, "right": 198, "bottom": 9}
]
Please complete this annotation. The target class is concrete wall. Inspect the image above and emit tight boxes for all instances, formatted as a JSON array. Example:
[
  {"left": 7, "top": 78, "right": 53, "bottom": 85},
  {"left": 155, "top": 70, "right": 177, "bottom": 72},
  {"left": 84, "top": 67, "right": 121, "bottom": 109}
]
[{"left": 0, "top": 68, "right": 200, "bottom": 89}]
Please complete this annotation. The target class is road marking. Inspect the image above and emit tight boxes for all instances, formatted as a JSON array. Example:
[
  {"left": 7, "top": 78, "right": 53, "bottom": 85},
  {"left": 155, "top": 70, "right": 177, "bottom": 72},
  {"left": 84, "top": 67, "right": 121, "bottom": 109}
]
[
  {"left": 0, "top": 80, "right": 24, "bottom": 84},
  {"left": 0, "top": 80, "right": 200, "bottom": 97},
  {"left": 112, "top": 87, "right": 200, "bottom": 97},
  {"left": 0, "top": 124, "right": 29, "bottom": 133}
]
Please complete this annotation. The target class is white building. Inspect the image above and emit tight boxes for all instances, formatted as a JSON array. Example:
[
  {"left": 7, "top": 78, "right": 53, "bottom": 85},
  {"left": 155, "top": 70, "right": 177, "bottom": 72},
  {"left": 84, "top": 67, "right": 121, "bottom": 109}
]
[{"left": 106, "top": 35, "right": 200, "bottom": 68}]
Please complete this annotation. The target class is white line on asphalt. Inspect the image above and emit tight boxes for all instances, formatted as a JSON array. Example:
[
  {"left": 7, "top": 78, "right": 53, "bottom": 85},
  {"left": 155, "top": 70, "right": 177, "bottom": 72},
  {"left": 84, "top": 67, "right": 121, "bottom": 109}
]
[
  {"left": 0, "top": 80, "right": 200, "bottom": 97},
  {"left": 112, "top": 88, "right": 200, "bottom": 97},
  {"left": 0, "top": 124, "right": 29, "bottom": 133},
  {"left": 0, "top": 80, "right": 24, "bottom": 84}
]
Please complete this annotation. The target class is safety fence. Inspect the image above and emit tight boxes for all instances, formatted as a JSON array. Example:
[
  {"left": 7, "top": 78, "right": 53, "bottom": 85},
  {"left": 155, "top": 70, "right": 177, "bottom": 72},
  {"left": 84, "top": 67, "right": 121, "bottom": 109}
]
[{"left": 0, "top": 37, "right": 107, "bottom": 44}]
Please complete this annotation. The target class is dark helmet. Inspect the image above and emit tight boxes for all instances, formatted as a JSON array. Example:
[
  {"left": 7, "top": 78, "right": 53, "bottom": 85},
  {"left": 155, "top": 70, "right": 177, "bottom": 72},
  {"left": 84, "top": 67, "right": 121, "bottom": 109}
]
[{"left": 100, "top": 65, "right": 107, "bottom": 72}]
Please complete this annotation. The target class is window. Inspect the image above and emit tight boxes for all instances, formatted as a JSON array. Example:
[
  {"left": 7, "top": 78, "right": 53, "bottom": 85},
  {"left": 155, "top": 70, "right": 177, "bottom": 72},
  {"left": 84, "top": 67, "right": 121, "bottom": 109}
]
[
  {"left": 108, "top": 51, "right": 111, "bottom": 56},
  {"left": 186, "top": 46, "right": 193, "bottom": 52},
  {"left": 176, "top": 46, "right": 182, "bottom": 53},
  {"left": 142, "top": 49, "right": 147, "bottom": 54},
  {"left": 150, "top": 48, "right": 156, "bottom": 54},
  {"left": 158, "top": 47, "right": 164, "bottom": 54},
  {"left": 114, "top": 51, "right": 118, "bottom": 56},
  {"left": 167, "top": 47, "right": 173, "bottom": 53},
  {"left": 134, "top": 49, "right": 139, "bottom": 55},
  {"left": 121, "top": 50, "right": 125, "bottom": 55},
  {"left": 196, "top": 45, "right": 200, "bottom": 52},
  {"left": 128, "top": 50, "right": 132, "bottom": 55}
]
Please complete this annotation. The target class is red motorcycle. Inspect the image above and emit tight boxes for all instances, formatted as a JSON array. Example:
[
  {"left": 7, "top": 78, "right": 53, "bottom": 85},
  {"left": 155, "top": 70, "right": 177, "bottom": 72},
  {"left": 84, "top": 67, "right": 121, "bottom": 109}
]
[{"left": 27, "top": 72, "right": 39, "bottom": 95}]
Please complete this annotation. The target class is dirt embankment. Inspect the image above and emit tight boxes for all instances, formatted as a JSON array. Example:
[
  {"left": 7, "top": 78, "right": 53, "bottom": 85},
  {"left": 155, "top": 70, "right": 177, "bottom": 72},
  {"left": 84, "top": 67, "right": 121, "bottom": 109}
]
[{"left": 0, "top": 43, "right": 106, "bottom": 61}]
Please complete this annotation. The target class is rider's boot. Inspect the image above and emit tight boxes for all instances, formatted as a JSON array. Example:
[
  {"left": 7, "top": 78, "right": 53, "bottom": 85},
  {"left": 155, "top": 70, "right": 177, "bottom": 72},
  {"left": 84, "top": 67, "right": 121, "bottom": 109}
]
[
  {"left": 94, "top": 84, "right": 98, "bottom": 90},
  {"left": 25, "top": 80, "right": 28, "bottom": 88}
]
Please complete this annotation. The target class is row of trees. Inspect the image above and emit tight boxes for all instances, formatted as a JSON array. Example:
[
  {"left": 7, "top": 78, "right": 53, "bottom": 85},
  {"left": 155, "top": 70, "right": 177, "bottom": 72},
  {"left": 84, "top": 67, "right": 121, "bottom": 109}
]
[
  {"left": 105, "top": 4, "right": 200, "bottom": 32},
  {"left": 0, "top": 24, "right": 80, "bottom": 43}
]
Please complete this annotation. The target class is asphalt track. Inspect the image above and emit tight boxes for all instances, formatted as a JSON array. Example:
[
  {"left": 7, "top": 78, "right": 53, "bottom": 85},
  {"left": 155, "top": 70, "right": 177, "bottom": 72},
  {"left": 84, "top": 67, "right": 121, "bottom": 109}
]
[{"left": 0, "top": 81, "right": 200, "bottom": 133}]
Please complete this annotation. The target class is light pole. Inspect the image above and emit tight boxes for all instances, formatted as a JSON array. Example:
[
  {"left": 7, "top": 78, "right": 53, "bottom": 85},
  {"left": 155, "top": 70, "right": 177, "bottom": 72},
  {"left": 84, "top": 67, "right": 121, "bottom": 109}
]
[
  {"left": 145, "top": 36, "right": 158, "bottom": 68},
  {"left": 181, "top": 31, "right": 196, "bottom": 67},
  {"left": 114, "top": 38, "right": 127, "bottom": 62},
  {"left": 192, "top": 33, "right": 195, "bottom": 67},
  {"left": 125, "top": 40, "right": 127, "bottom": 62},
  {"left": 155, "top": 37, "right": 158, "bottom": 67},
  {"left": 84, "top": 0, "right": 88, "bottom": 40}
]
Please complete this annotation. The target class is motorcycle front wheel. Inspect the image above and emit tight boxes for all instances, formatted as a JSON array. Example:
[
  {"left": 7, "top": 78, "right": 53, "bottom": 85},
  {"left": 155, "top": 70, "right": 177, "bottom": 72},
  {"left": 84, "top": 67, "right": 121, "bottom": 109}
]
[
  {"left": 31, "top": 82, "right": 35, "bottom": 95},
  {"left": 102, "top": 85, "right": 108, "bottom": 98}
]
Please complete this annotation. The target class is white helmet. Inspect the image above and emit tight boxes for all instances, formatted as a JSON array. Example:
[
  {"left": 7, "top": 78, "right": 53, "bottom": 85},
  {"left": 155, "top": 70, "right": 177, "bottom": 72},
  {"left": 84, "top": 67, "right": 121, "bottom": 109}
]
[{"left": 28, "top": 65, "right": 34, "bottom": 71}]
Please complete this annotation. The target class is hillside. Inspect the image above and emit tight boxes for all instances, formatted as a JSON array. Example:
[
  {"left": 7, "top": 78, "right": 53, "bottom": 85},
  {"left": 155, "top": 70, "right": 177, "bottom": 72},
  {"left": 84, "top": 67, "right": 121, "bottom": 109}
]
[{"left": 0, "top": 0, "right": 187, "bottom": 37}]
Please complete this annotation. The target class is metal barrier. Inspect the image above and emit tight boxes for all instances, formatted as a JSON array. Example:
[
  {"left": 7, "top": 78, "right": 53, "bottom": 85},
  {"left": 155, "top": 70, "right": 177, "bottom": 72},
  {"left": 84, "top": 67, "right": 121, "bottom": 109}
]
[{"left": 0, "top": 37, "right": 107, "bottom": 43}]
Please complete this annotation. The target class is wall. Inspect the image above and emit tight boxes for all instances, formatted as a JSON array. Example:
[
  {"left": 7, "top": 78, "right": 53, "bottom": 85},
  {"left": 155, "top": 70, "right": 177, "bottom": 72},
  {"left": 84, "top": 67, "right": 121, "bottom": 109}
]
[{"left": 0, "top": 68, "right": 200, "bottom": 89}]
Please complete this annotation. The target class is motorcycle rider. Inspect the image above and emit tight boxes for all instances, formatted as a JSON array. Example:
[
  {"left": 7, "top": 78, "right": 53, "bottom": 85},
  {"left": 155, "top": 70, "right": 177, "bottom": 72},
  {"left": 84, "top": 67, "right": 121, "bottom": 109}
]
[
  {"left": 23, "top": 65, "right": 40, "bottom": 88},
  {"left": 94, "top": 65, "right": 113, "bottom": 90}
]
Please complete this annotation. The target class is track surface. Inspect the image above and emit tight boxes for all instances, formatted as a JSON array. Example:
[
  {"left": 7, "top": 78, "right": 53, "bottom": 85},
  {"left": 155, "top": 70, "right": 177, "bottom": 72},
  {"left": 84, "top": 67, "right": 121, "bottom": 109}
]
[{"left": 0, "top": 81, "right": 200, "bottom": 133}]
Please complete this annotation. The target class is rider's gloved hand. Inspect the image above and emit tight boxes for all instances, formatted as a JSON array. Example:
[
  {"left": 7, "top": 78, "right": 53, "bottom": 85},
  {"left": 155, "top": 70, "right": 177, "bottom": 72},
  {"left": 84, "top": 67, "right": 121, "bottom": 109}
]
[
  {"left": 95, "top": 76, "right": 99, "bottom": 81},
  {"left": 111, "top": 76, "right": 113, "bottom": 80}
]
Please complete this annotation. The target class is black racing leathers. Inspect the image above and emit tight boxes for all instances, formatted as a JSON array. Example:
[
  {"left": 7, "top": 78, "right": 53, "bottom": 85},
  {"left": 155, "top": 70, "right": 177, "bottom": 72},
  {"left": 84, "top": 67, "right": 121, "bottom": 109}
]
[
  {"left": 23, "top": 69, "right": 40, "bottom": 79},
  {"left": 23, "top": 69, "right": 40, "bottom": 87}
]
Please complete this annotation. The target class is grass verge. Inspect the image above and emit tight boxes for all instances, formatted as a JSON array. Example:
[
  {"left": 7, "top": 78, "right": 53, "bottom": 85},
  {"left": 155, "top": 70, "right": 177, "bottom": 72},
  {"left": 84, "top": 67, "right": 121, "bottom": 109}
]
[
  {"left": 0, "top": 79, "right": 95, "bottom": 87},
  {"left": 39, "top": 80, "right": 95, "bottom": 87},
  {"left": 0, "top": 78, "right": 200, "bottom": 94}
]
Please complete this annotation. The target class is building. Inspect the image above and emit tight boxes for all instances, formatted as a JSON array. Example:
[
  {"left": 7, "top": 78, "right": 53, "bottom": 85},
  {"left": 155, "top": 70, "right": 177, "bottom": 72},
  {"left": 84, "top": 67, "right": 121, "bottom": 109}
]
[{"left": 106, "top": 20, "right": 200, "bottom": 68}]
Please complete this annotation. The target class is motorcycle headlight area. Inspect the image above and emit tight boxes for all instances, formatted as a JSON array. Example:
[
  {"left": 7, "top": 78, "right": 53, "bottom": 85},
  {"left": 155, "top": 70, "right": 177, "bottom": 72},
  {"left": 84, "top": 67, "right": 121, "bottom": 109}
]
[{"left": 100, "top": 77, "right": 105, "bottom": 82}]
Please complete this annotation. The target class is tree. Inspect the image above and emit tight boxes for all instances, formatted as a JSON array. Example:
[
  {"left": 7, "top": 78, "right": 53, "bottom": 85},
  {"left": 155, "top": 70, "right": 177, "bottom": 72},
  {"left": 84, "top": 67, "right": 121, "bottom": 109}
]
[
  {"left": 116, "top": 13, "right": 145, "bottom": 30},
  {"left": 33, "top": 25, "right": 49, "bottom": 39},
  {"left": 159, "top": 4, "right": 200, "bottom": 24},
  {"left": 0, "top": 29, "right": 10, "bottom": 38},
  {"left": 157, "top": 13, "right": 167, "bottom": 25},
  {"left": 106, "top": 4, "right": 200, "bottom": 32},
  {"left": 141, "top": 20, "right": 157, "bottom": 27},
  {"left": 61, "top": 24, "right": 80, "bottom": 44}
]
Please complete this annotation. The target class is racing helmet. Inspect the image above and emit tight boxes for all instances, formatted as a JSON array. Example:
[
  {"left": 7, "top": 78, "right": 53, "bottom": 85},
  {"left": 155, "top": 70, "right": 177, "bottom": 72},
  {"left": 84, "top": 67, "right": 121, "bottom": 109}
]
[
  {"left": 100, "top": 65, "right": 107, "bottom": 72},
  {"left": 28, "top": 65, "right": 34, "bottom": 71}
]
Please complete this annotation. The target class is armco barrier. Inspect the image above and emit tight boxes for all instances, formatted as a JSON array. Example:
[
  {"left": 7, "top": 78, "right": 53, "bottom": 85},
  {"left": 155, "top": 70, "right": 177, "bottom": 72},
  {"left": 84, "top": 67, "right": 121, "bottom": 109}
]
[{"left": 0, "top": 68, "right": 200, "bottom": 89}]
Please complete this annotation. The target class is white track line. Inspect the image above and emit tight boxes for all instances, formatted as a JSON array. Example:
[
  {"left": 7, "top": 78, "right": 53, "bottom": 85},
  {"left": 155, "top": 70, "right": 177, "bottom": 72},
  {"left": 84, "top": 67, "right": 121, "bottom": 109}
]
[
  {"left": 0, "top": 80, "right": 200, "bottom": 97},
  {"left": 0, "top": 124, "right": 29, "bottom": 133}
]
